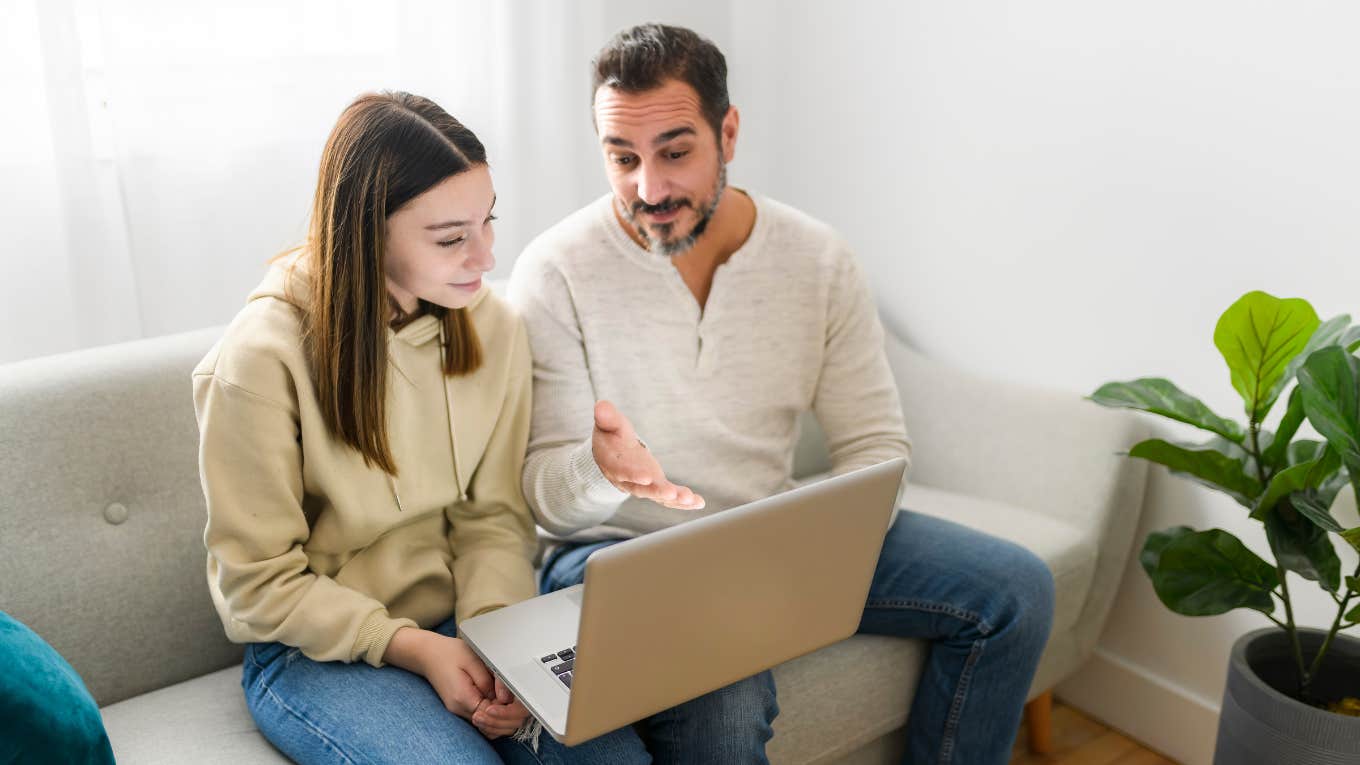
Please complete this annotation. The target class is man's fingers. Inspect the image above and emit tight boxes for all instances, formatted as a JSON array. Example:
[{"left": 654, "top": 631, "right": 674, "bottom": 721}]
[
  {"left": 652, "top": 482, "right": 705, "bottom": 510},
  {"left": 617, "top": 480, "right": 706, "bottom": 510},
  {"left": 614, "top": 471, "right": 653, "bottom": 486},
  {"left": 651, "top": 480, "right": 682, "bottom": 502},
  {"left": 595, "top": 428, "right": 703, "bottom": 510},
  {"left": 673, "top": 487, "right": 706, "bottom": 509},
  {"left": 593, "top": 400, "right": 626, "bottom": 434},
  {"left": 618, "top": 481, "right": 678, "bottom": 502}
]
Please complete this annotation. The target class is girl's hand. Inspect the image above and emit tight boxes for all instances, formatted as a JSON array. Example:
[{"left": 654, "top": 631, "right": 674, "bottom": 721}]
[
  {"left": 471, "top": 676, "right": 531, "bottom": 739},
  {"left": 384, "top": 627, "right": 532, "bottom": 739},
  {"left": 384, "top": 628, "right": 492, "bottom": 718}
]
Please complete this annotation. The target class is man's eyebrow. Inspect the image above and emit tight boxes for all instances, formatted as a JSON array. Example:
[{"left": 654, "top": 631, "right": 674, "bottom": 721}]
[
  {"left": 653, "top": 126, "right": 696, "bottom": 145},
  {"left": 601, "top": 126, "right": 698, "bottom": 149},
  {"left": 424, "top": 195, "right": 497, "bottom": 230}
]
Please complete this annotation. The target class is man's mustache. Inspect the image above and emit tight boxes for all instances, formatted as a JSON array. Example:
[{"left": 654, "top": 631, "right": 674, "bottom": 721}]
[{"left": 633, "top": 198, "right": 692, "bottom": 216}]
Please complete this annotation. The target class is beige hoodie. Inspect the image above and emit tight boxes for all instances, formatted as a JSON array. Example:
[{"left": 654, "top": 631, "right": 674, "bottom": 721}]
[{"left": 193, "top": 253, "right": 538, "bottom": 668}]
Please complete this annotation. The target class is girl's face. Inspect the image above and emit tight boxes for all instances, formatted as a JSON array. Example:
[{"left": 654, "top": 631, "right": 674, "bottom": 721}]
[{"left": 384, "top": 165, "right": 497, "bottom": 314}]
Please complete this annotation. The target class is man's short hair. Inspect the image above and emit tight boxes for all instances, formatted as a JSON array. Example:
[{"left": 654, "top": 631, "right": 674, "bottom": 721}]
[{"left": 591, "top": 23, "right": 730, "bottom": 138}]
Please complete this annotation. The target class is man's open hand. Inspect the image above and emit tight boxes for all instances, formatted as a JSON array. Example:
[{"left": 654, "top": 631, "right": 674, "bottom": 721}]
[{"left": 591, "top": 400, "right": 705, "bottom": 510}]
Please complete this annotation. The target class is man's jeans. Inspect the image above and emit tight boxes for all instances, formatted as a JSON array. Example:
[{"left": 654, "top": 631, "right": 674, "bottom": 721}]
[
  {"left": 241, "top": 615, "right": 656, "bottom": 764},
  {"left": 540, "top": 509, "right": 1056, "bottom": 765}
]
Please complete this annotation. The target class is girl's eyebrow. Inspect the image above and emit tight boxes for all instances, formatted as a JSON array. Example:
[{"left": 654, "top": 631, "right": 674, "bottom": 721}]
[{"left": 424, "top": 195, "right": 497, "bottom": 230}]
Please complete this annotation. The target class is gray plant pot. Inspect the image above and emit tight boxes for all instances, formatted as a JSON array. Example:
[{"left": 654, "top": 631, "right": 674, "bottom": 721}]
[{"left": 1214, "top": 627, "right": 1360, "bottom": 764}]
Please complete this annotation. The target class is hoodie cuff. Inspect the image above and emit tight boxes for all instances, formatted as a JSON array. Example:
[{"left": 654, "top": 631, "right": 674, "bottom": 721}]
[{"left": 354, "top": 610, "right": 420, "bottom": 668}]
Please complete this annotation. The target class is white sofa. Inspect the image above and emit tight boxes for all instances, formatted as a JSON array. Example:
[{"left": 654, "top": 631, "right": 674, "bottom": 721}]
[{"left": 0, "top": 319, "right": 1147, "bottom": 764}]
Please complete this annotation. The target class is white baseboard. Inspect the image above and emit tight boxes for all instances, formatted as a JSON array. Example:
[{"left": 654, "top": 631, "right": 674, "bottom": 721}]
[{"left": 1055, "top": 648, "right": 1220, "bottom": 765}]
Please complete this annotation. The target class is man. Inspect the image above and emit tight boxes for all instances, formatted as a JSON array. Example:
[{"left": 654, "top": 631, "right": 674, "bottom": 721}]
[{"left": 507, "top": 23, "right": 1055, "bottom": 765}]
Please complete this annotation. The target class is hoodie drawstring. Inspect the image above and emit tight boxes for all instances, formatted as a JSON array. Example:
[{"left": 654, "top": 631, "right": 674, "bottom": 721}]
[{"left": 439, "top": 322, "right": 468, "bottom": 503}]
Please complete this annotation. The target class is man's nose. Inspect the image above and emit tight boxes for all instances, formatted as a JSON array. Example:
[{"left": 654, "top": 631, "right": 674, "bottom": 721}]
[{"left": 635, "top": 162, "right": 670, "bottom": 206}]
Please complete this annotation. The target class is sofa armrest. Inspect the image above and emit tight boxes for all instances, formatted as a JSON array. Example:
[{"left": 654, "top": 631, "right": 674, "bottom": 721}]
[
  {"left": 883, "top": 334, "right": 1148, "bottom": 536},
  {"left": 882, "top": 334, "right": 1151, "bottom": 659}
]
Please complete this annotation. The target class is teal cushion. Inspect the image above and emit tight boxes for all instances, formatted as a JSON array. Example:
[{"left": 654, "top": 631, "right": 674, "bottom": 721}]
[{"left": 0, "top": 611, "right": 114, "bottom": 765}]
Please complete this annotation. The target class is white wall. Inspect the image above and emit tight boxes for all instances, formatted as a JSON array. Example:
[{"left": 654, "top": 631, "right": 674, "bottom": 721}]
[{"left": 727, "top": 3, "right": 1358, "bottom": 763}]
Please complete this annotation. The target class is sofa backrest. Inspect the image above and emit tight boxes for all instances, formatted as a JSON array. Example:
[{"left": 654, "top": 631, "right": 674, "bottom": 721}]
[{"left": 0, "top": 327, "right": 237, "bottom": 706}]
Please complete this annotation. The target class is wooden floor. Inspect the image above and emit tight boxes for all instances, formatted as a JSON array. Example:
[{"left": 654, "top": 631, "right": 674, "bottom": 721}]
[{"left": 1010, "top": 702, "right": 1179, "bottom": 764}]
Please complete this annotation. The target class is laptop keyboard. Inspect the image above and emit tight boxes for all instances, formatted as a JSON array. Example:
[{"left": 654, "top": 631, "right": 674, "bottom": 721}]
[{"left": 538, "top": 645, "right": 576, "bottom": 689}]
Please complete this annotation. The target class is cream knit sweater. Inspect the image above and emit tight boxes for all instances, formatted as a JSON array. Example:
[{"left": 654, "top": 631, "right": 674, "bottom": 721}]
[{"left": 508, "top": 192, "right": 911, "bottom": 543}]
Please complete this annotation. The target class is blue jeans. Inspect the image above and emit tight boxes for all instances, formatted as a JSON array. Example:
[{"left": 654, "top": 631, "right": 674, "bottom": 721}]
[
  {"left": 241, "top": 615, "right": 652, "bottom": 764},
  {"left": 540, "top": 510, "right": 1056, "bottom": 765}
]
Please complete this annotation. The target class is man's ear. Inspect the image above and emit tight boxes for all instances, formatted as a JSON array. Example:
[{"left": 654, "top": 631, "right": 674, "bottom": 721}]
[{"left": 720, "top": 105, "right": 740, "bottom": 164}]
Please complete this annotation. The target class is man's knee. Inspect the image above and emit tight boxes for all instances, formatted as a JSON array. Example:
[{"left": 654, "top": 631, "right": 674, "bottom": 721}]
[{"left": 995, "top": 542, "right": 1056, "bottom": 642}]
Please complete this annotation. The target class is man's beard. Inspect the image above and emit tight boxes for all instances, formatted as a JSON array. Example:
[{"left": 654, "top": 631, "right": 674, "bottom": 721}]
[{"left": 619, "top": 160, "right": 727, "bottom": 257}]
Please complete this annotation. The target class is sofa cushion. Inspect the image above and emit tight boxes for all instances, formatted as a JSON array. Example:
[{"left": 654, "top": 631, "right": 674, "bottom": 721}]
[
  {"left": 901, "top": 483, "right": 1095, "bottom": 636},
  {"left": 101, "top": 666, "right": 286, "bottom": 765},
  {"left": 105, "top": 636, "right": 922, "bottom": 765},
  {"left": 1, "top": 611, "right": 115, "bottom": 765},
  {"left": 768, "top": 635, "right": 925, "bottom": 764}
]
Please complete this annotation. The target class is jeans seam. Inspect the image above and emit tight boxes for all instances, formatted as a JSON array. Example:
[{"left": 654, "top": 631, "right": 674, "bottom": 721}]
[
  {"left": 937, "top": 638, "right": 984, "bottom": 765},
  {"left": 261, "top": 683, "right": 359, "bottom": 765},
  {"left": 863, "top": 597, "right": 992, "bottom": 765},
  {"left": 863, "top": 598, "right": 995, "bottom": 636}
]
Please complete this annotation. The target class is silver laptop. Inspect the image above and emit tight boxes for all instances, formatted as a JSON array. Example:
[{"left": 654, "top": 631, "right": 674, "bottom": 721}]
[{"left": 458, "top": 457, "right": 906, "bottom": 746}]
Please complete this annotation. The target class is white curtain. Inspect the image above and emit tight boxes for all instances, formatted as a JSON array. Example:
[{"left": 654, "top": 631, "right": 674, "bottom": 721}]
[{"left": 1, "top": 0, "right": 753, "bottom": 364}]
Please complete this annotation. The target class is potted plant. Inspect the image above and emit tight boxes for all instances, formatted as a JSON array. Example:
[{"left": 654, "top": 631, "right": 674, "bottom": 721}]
[{"left": 1090, "top": 291, "right": 1360, "bottom": 764}]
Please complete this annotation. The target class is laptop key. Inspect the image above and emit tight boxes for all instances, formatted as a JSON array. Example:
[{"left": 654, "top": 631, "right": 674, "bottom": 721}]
[
  {"left": 540, "top": 654, "right": 557, "bottom": 663},
  {"left": 557, "top": 649, "right": 575, "bottom": 660},
  {"left": 550, "top": 659, "right": 575, "bottom": 675},
  {"left": 560, "top": 671, "right": 572, "bottom": 689}
]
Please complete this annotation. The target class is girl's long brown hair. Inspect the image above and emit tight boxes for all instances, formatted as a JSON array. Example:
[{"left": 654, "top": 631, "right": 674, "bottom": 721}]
[{"left": 300, "top": 91, "right": 486, "bottom": 475}]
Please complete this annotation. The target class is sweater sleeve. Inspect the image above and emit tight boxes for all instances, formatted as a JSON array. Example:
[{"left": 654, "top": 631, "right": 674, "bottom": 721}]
[
  {"left": 194, "top": 370, "right": 417, "bottom": 668},
  {"left": 507, "top": 252, "right": 629, "bottom": 535},
  {"left": 445, "top": 321, "right": 540, "bottom": 623},
  {"left": 812, "top": 245, "right": 912, "bottom": 505}
]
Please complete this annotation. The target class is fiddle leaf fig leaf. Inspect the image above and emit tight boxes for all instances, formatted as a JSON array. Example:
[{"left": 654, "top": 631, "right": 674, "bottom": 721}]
[{"left": 1215, "top": 291, "right": 1319, "bottom": 424}]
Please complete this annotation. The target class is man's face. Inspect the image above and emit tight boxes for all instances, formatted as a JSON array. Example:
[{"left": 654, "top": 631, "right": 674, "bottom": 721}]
[{"left": 594, "top": 78, "right": 736, "bottom": 256}]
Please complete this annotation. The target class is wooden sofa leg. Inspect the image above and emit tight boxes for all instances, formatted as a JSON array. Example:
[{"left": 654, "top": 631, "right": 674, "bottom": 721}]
[{"left": 1024, "top": 690, "right": 1054, "bottom": 755}]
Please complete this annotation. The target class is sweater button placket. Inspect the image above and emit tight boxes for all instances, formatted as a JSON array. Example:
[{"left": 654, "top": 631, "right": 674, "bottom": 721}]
[{"left": 696, "top": 329, "right": 715, "bottom": 377}]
